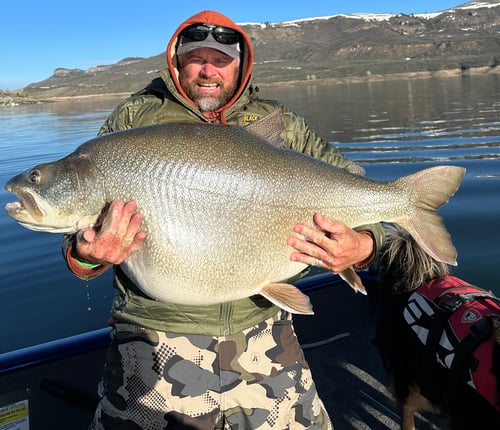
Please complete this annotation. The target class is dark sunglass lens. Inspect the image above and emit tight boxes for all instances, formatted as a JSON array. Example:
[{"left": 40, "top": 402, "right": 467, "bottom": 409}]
[
  {"left": 213, "top": 28, "right": 238, "bottom": 44},
  {"left": 182, "top": 25, "right": 239, "bottom": 45},
  {"left": 184, "top": 28, "right": 209, "bottom": 41}
]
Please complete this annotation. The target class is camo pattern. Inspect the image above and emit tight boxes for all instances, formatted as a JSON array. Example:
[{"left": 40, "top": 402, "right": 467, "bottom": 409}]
[{"left": 89, "top": 312, "right": 333, "bottom": 429}]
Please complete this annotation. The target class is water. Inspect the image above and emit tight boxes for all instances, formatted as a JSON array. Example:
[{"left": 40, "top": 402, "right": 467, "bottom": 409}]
[{"left": 1, "top": 75, "right": 499, "bottom": 353}]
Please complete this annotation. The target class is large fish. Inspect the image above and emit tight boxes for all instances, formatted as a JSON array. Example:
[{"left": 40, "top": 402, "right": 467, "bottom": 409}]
[{"left": 4, "top": 113, "right": 465, "bottom": 314}]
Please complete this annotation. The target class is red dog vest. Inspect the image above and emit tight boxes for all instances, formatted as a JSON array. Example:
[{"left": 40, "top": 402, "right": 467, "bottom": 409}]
[{"left": 403, "top": 275, "right": 500, "bottom": 411}]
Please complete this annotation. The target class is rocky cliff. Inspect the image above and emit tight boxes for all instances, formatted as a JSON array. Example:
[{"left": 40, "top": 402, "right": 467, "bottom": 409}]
[{"left": 6, "top": 1, "right": 500, "bottom": 102}]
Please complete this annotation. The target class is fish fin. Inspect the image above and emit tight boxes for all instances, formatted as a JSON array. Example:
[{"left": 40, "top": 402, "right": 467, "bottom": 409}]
[
  {"left": 393, "top": 165, "right": 466, "bottom": 266},
  {"left": 261, "top": 283, "right": 314, "bottom": 315},
  {"left": 245, "top": 109, "right": 284, "bottom": 148},
  {"left": 339, "top": 268, "right": 367, "bottom": 295}
]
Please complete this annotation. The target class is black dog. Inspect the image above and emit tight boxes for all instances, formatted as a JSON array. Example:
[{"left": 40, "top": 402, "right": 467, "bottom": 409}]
[{"left": 373, "top": 224, "right": 500, "bottom": 429}]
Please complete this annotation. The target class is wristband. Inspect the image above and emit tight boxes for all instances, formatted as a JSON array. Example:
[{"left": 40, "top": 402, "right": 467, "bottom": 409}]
[{"left": 75, "top": 259, "right": 102, "bottom": 269}]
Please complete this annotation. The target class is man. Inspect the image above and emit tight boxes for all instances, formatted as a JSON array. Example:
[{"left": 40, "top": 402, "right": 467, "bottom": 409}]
[{"left": 64, "top": 10, "right": 384, "bottom": 429}]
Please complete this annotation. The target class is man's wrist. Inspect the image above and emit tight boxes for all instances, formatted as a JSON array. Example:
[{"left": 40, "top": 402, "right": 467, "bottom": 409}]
[
  {"left": 354, "top": 231, "right": 376, "bottom": 269},
  {"left": 65, "top": 241, "right": 110, "bottom": 280},
  {"left": 69, "top": 244, "right": 103, "bottom": 269}
]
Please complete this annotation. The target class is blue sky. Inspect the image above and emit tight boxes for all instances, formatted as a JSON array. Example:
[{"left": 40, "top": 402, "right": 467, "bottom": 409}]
[{"left": 1, "top": 0, "right": 463, "bottom": 90}]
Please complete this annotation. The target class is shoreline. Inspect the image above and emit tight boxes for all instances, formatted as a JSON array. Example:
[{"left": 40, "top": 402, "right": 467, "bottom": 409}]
[
  {"left": 257, "top": 65, "right": 500, "bottom": 88},
  {"left": 3, "top": 65, "right": 499, "bottom": 105}
]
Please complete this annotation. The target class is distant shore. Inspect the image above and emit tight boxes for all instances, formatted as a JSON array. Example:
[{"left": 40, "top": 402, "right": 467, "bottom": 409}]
[
  {"left": 2, "top": 65, "right": 498, "bottom": 106},
  {"left": 258, "top": 65, "right": 500, "bottom": 88}
]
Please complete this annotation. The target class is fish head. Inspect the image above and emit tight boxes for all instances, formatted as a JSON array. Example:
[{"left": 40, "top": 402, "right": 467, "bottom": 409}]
[{"left": 4, "top": 154, "right": 105, "bottom": 233}]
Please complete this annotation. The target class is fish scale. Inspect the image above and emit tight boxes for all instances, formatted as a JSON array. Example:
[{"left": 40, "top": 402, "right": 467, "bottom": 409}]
[{"left": 4, "top": 113, "right": 465, "bottom": 314}]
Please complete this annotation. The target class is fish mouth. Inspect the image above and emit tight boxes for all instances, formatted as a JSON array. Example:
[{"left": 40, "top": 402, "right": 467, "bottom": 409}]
[
  {"left": 4, "top": 188, "right": 45, "bottom": 223},
  {"left": 5, "top": 200, "right": 26, "bottom": 214}
]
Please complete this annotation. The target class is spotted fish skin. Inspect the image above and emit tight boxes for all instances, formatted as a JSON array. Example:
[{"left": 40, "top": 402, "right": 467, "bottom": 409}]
[{"left": 5, "top": 117, "right": 465, "bottom": 314}]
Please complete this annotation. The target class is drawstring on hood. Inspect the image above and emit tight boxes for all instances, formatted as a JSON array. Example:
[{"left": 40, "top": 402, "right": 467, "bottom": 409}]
[{"left": 166, "top": 10, "right": 254, "bottom": 123}]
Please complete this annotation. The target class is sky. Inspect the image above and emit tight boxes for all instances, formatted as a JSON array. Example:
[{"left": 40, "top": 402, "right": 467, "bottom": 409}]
[{"left": 1, "top": 0, "right": 465, "bottom": 90}]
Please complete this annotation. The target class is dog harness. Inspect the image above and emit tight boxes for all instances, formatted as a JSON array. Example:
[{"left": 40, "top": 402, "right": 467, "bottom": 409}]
[{"left": 403, "top": 275, "right": 500, "bottom": 412}]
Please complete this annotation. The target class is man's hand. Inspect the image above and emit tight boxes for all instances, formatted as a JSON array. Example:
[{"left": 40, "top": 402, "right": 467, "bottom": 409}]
[
  {"left": 74, "top": 200, "right": 146, "bottom": 265},
  {"left": 287, "top": 213, "right": 374, "bottom": 273}
]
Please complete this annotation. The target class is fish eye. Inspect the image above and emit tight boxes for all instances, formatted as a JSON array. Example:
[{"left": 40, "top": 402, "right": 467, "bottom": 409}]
[{"left": 28, "top": 169, "right": 41, "bottom": 184}]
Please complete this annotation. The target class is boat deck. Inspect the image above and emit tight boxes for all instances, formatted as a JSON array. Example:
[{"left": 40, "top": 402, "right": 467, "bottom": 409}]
[
  {"left": 0, "top": 274, "right": 448, "bottom": 429},
  {"left": 294, "top": 275, "right": 447, "bottom": 429}
]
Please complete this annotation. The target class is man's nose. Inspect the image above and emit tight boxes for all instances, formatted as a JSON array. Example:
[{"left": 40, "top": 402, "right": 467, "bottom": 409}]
[{"left": 200, "top": 62, "right": 218, "bottom": 78}]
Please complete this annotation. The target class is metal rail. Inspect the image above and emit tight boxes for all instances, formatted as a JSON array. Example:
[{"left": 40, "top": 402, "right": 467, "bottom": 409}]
[{"left": 0, "top": 272, "right": 376, "bottom": 375}]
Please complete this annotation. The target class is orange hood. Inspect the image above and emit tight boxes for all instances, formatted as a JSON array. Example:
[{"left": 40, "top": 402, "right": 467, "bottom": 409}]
[{"left": 165, "top": 10, "right": 254, "bottom": 120}]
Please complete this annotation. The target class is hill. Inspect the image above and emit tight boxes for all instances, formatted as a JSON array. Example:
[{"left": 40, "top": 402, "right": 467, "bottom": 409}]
[{"left": 4, "top": 1, "right": 500, "bottom": 103}]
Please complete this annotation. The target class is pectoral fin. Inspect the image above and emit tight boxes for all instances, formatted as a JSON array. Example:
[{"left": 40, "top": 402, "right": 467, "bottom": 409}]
[
  {"left": 339, "top": 267, "right": 367, "bottom": 295},
  {"left": 261, "top": 283, "right": 314, "bottom": 315}
]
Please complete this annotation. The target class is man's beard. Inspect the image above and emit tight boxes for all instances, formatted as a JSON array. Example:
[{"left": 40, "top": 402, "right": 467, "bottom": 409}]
[
  {"left": 182, "top": 75, "right": 239, "bottom": 112},
  {"left": 195, "top": 92, "right": 230, "bottom": 112}
]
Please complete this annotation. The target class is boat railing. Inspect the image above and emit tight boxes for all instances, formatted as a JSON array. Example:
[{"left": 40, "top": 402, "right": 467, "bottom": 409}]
[{"left": 0, "top": 271, "right": 375, "bottom": 376}]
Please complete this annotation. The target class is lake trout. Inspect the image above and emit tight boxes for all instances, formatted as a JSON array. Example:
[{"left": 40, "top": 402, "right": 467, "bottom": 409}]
[{"left": 4, "top": 114, "right": 465, "bottom": 314}]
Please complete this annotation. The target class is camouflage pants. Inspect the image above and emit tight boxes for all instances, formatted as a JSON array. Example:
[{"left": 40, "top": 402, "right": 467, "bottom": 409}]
[{"left": 89, "top": 312, "right": 333, "bottom": 429}]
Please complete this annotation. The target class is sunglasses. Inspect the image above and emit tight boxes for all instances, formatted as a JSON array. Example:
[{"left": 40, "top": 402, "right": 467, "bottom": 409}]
[{"left": 181, "top": 24, "right": 240, "bottom": 45}]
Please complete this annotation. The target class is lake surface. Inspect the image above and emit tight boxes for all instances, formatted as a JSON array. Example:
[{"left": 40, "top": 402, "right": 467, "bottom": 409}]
[{"left": 1, "top": 74, "right": 499, "bottom": 352}]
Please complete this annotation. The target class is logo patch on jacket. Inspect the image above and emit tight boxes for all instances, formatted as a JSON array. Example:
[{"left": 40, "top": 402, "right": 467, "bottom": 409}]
[
  {"left": 403, "top": 275, "right": 500, "bottom": 411},
  {"left": 242, "top": 114, "right": 260, "bottom": 126}
]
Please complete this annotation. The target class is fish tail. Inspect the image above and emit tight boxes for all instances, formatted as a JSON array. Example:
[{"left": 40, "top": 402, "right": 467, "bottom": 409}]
[{"left": 394, "top": 165, "right": 466, "bottom": 266}]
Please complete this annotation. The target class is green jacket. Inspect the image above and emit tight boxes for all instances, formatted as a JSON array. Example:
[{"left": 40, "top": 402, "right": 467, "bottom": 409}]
[
  {"left": 64, "top": 11, "right": 384, "bottom": 335},
  {"left": 98, "top": 70, "right": 361, "bottom": 171}
]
